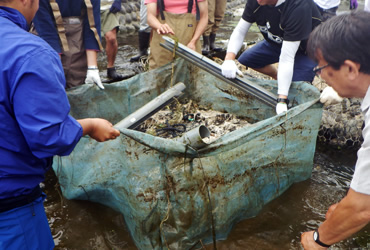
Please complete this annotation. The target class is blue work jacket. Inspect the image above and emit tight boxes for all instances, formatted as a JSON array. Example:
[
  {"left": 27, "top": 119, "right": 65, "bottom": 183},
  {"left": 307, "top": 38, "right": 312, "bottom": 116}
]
[{"left": 0, "top": 7, "right": 83, "bottom": 199}]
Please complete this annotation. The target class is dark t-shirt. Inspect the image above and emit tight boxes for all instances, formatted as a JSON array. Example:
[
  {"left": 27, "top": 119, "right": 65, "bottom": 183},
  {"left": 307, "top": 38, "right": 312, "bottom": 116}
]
[{"left": 242, "top": 0, "right": 321, "bottom": 52}]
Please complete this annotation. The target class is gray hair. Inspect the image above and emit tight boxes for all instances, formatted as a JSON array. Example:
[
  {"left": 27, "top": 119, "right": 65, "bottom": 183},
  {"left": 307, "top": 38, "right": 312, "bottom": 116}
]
[{"left": 307, "top": 10, "right": 370, "bottom": 74}]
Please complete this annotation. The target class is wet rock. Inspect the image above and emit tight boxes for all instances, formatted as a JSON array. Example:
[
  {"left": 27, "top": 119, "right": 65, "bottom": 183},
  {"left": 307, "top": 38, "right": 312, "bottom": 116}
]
[
  {"left": 126, "top": 24, "right": 136, "bottom": 33},
  {"left": 317, "top": 95, "right": 364, "bottom": 149},
  {"left": 132, "top": 22, "right": 140, "bottom": 30},
  {"left": 131, "top": 12, "right": 137, "bottom": 22},
  {"left": 118, "top": 14, "right": 126, "bottom": 25},
  {"left": 129, "top": 2, "right": 138, "bottom": 12},
  {"left": 311, "top": 72, "right": 364, "bottom": 150},
  {"left": 119, "top": 6, "right": 127, "bottom": 14},
  {"left": 125, "top": 3, "right": 132, "bottom": 13},
  {"left": 124, "top": 13, "right": 132, "bottom": 24},
  {"left": 135, "top": 2, "right": 140, "bottom": 10},
  {"left": 118, "top": 25, "right": 127, "bottom": 33}
]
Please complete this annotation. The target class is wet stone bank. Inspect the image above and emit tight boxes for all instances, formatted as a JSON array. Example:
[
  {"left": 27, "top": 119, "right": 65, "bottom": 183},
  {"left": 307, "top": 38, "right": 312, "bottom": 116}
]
[{"left": 313, "top": 81, "right": 364, "bottom": 150}]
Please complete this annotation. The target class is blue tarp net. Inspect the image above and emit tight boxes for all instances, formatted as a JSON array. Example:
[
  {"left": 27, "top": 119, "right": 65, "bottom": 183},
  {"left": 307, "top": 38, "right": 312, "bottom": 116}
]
[{"left": 54, "top": 59, "right": 322, "bottom": 249}]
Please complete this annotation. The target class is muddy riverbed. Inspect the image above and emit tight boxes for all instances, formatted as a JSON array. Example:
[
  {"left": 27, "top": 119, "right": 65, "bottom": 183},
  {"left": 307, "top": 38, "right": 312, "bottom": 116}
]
[{"left": 45, "top": 2, "right": 370, "bottom": 249}]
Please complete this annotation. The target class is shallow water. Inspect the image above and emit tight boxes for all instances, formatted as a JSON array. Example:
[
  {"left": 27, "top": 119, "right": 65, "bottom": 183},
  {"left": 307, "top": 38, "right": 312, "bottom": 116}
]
[
  {"left": 46, "top": 2, "right": 370, "bottom": 249},
  {"left": 45, "top": 145, "right": 366, "bottom": 249},
  {"left": 205, "top": 145, "right": 364, "bottom": 250}
]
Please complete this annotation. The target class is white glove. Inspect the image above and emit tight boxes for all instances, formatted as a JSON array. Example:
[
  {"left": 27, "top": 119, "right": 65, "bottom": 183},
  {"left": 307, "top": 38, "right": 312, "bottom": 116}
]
[
  {"left": 85, "top": 68, "right": 104, "bottom": 89},
  {"left": 221, "top": 60, "right": 242, "bottom": 78},
  {"left": 320, "top": 86, "right": 343, "bottom": 106},
  {"left": 276, "top": 103, "right": 288, "bottom": 115}
]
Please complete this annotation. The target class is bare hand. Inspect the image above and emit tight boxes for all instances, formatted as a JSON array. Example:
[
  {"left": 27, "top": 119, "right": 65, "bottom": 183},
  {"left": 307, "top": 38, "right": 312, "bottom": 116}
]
[
  {"left": 301, "top": 231, "right": 328, "bottom": 250},
  {"left": 186, "top": 41, "right": 196, "bottom": 51},
  {"left": 156, "top": 23, "right": 174, "bottom": 35},
  {"left": 78, "top": 118, "right": 120, "bottom": 142}
]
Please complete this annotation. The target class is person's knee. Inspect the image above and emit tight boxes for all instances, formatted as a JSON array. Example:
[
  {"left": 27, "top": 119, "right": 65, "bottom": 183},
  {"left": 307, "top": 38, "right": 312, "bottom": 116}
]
[
  {"left": 292, "top": 71, "right": 315, "bottom": 83},
  {"left": 105, "top": 30, "right": 117, "bottom": 45}
]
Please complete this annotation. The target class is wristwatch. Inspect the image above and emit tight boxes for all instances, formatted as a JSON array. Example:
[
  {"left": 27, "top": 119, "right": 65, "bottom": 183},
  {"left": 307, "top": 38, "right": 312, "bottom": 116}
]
[
  {"left": 313, "top": 229, "right": 331, "bottom": 248},
  {"left": 276, "top": 97, "right": 289, "bottom": 105}
]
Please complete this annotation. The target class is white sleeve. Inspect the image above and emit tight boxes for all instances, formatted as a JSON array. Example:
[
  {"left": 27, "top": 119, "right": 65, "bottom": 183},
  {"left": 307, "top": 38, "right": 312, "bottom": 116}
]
[
  {"left": 351, "top": 108, "right": 370, "bottom": 195},
  {"left": 226, "top": 19, "right": 252, "bottom": 55},
  {"left": 365, "top": 0, "right": 370, "bottom": 12},
  {"left": 277, "top": 40, "right": 300, "bottom": 96}
]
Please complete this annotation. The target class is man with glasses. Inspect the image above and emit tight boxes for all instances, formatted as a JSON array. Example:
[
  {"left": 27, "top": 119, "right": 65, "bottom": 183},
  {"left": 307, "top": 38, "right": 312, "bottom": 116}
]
[
  {"left": 301, "top": 11, "right": 370, "bottom": 249},
  {"left": 221, "top": 0, "right": 322, "bottom": 115},
  {"left": 313, "top": 63, "right": 344, "bottom": 106}
]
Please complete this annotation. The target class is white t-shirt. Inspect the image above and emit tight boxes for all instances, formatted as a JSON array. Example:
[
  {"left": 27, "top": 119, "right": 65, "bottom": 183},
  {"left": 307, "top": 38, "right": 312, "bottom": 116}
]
[
  {"left": 350, "top": 86, "right": 370, "bottom": 195},
  {"left": 101, "top": 0, "right": 115, "bottom": 11},
  {"left": 365, "top": 0, "right": 370, "bottom": 12},
  {"left": 313, "top": 0, "right": 340, "bottom": 9}
]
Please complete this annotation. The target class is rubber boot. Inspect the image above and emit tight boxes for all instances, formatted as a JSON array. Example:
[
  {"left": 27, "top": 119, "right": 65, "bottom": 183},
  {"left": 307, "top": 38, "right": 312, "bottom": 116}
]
[
  {"left": 210, "top": 33, "right": 223, "bottom": 52},
  {"left": 107, "top": 67, "right": 125, "bottom": 81},
  {"left": 130, "top": 31, "right": 150, "bottom": 62},
  {"left": 202, "top": 35, "right": 210, "bottom": 56}
]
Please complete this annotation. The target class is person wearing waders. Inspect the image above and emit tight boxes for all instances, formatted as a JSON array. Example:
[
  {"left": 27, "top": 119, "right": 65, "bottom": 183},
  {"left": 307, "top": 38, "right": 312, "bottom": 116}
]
[
  {"left": 145, "top": 0, "right": 208, "bottom": 70},
  {"left": 33, "top": 0, "right": 105, "bottom": 89},
  {"left": 130, "top": 0, "right": 151, "bottom": 62},
  {"left": 201, "top": 0, "right": 227, "bottom": 55},
  {"left": 221, "top": 0, "right": 322, "bottom": 115},
  {"left": 0, "top": 0, "right": 120, "bottom": 248},
  {"left": 301, "top": 11, "right": 370, "bottom": 249}
]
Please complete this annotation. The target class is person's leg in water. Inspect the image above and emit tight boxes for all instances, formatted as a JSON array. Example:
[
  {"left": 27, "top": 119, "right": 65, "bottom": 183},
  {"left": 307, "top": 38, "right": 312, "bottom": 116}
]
[
  {"left": 209, "top": 0, "right": 227, "bottom": 52},
  {"left": 130, "top": 0, "right": 151, "bottom": 62},
  {"left": 105, "top": 26, "right": 125, "bottom": 80}
]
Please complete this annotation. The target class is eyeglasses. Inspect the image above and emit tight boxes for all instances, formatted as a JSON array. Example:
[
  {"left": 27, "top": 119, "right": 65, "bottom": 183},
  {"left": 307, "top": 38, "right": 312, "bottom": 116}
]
[{"left": 313, "top": 64, "right": 329, "bottom": 75}]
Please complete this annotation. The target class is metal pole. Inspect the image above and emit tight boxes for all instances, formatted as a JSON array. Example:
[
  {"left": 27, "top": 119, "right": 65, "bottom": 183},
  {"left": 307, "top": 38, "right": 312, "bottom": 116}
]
[
  {"left": 114, "top": 82, "right": 186, "bottom": 130},
  {"left": 160, "top": 36, "right": 277, "bottom": 108}
]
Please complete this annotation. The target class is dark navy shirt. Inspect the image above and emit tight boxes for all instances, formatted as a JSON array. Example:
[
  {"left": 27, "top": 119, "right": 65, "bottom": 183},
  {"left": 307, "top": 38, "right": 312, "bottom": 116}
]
[
  {"left": 0, "top": 7, "right": 83, "bottom": 199},
  {"left": 32, "top": 0, "right": 101, "bottom": 53},
  {"left": 242, "top": 0, "right": 321, "bottom": 52}
]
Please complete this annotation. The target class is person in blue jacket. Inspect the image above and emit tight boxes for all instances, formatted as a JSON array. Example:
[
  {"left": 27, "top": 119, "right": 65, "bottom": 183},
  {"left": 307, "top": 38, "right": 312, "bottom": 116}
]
[{"left": 0, "top": 0, "right": 120, "bottom": 249}]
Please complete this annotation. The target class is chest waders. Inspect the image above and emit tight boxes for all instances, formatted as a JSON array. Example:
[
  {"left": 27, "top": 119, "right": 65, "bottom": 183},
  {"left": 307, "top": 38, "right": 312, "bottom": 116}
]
[
  {"left": 50, "top": 0, "right": 103, "bottom": 89},
  {"left": 148, "top": 0, "right": 201, "bottom": 70}
]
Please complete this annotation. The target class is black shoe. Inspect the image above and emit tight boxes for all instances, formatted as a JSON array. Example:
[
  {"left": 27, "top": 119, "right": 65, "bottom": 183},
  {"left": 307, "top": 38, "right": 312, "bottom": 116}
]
[
  {"left": 202, "top": 35, "right": 210, "bottom": 55},
  {"left": 130, "top": 31, "right": 150, "bottom": 62},
  {"left": 107, "top": 67, "right": 125, "bottom": 81},
  {"left": 130, "top": 52, "right": 147, "bottom": 62},
  {"left": 210, "top": 33, "right": 223, "bottom": 52}
]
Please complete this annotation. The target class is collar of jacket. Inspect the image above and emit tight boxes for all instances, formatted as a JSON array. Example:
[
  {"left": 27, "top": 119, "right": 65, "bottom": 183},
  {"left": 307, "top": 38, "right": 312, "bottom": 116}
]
[
  {"left": 275, "top": 0, "right": 286, "bottom": 7},
  {"left": 0, "top": 6, "right": 28, "bottom": 31}
]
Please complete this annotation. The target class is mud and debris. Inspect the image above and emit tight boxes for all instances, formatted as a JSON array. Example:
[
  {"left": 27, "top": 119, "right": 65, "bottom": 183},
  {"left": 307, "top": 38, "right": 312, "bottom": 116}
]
[{"left": 136, "top": 98, "right": 252, "bottom": 144}]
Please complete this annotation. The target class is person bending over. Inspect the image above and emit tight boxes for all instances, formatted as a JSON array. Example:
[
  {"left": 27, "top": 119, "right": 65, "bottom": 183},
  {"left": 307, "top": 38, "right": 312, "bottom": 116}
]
[
  {"left": 221, "top": 0, "right": 321, "bottom": 115},
  {"left": 301, "top": 11, "right": 370, "bottom": 249}
]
